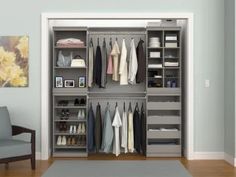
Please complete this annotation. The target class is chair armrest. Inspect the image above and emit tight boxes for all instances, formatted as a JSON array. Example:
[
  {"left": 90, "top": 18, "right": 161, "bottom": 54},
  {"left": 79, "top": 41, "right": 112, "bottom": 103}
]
[{"left": 12, "top": 125, "right": 35, "bottom": 143}]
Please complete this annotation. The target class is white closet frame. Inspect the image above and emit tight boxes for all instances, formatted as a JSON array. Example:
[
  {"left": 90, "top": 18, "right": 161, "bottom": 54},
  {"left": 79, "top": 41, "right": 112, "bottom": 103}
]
[{"left": 41, "top": 13, "right": 194, "bottom": 160}]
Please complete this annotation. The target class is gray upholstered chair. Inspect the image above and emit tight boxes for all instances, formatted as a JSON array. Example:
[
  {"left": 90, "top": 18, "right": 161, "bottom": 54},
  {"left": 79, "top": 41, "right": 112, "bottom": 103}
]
[{"left": 0, "top": 106, "right": 35, "bottom": 169}]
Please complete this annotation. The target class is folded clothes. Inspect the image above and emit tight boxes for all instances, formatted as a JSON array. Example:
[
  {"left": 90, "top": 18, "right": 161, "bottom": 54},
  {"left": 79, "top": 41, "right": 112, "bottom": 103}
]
[
  {"left": 148, "top": 64, "right": 163, "bottom": 68},
  {"left": 164, "top": 62, "right": 179, "bottom": 67},
  {"left": 149, "top": 128, "right": 178, "bottom": 132},
  {"left": 56, "top": 38, "right": 85, "bottom": 47}
]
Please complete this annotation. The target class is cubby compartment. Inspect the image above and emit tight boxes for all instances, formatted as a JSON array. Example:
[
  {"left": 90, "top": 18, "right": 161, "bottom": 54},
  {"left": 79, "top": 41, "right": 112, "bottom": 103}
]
[{"left": 147, "top": 31, "right": 163, "bottom": 48}]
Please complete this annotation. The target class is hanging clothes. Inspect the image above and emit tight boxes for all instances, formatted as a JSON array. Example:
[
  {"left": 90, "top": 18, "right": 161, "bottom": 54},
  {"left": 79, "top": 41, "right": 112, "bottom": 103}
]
[
  {"left": 94, "top": 44, "right": 102, "bottom": 87},
  {"left": 140, "top": 103, "right": 146, "bottom": 155},
  {"left": 95, "top": 103, "right": 102, "bottom": 152},
  {"left": 119, "top": 39, "right": 128, "bottom": 85},
  {"left": 121, "top": 104, "right": 128, "bottom": 153},
  {"left": 101, "top": 39, "right": 107, "bottom": 88},
  {"left": 112, "top": 105, "right": 122, "bottom": 156},
  {"left": 101, "top": 103, "right": 114, "bottom": 153},
  {"left": 88, "top": 40, "right": 94, "bottom": 87},
  {"left": 133, "top": 103, "right": 141, "bottom": 153},
  {"left": 107, "top": 39, "right": 113, "bottom": 74},
  {"left": 127, "top": 104, "right": 134, "bottom": 153},
  {"left": 136, "top": 39, "right": 145, "bottom": 83},
  {"left": 111, "top": 41, "right": 120, "bottom": 81},
  {"left": 128, "top": 39, "right": 138, "bottom": 85},
  {"left": 88, "top": 103, "right": 95, "bottom": 152}
]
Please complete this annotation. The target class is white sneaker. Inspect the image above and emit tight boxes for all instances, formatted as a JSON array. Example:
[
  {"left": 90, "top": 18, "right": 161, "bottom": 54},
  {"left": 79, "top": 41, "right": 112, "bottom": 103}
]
[
  {"left": 69, "top": 125, "right": 73, "bottom": 134},
  {"left": 77, "top": 110, "right": 82, "bottom": 119},
  {"left": 81, "top": 110, "right": 85, "bottom": 119},
  {"left": 81, "top": 123, "right": 86, "bottom": 134},
  {"left": 62, "top": 136, "right": 67, "bottom": 145},
  {"left": 73, "top": 125, "right": 76, "bottom": 134},
  {"left": 57, "top": 136, "right": 62, "bottom": 145}
]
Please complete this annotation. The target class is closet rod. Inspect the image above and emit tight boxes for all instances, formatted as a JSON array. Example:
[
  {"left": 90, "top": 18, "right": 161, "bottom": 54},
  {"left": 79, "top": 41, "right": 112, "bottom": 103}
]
[{"left": 89, "top": 32, "right": 146, "bottom": 35}]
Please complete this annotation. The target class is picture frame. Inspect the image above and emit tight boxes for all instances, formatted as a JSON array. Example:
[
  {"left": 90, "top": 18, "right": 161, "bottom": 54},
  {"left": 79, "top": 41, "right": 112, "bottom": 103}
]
[
  {"left": 55, "top": 76, "right": 63, "bottom": 88},
  {"left": 64, "top": 80, "right": 75, "bottom": 88},
  {"left": 78, "top": 76, "right": 86, "bottom": 88}
]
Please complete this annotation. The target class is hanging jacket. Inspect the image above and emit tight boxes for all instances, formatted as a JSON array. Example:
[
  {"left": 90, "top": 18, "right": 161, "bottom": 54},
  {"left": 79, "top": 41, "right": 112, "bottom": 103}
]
[
  {"left": 107, "top": 41, "right": 113, "bottom": 74},
  {"left": 88, "top": 104, "right": 95, "bottom": 152},
  {"left": 94, "top": 45, "right": 102, "bottom": 87},
  {"left": 111, "top": 41, "right": 120, "bottom": 81},
  {"left": 101, "top": 104, "right": 114, "bottom": 153},
  {"left": 128, "top": 107, "right": 134, "bottom": 153},
  {"left": 112, "top": 106, "right": 122, "bottom": 156},
  {"left": 133, "top": 104, "right": 141, "bottom": 153},
  {"left": 101, "top": 40, "right": 107, "bottom": 88},
  {"left": 121, "top": 108, "right": 128, "bottom": 153},
  {"left": 88, "top": 41, "right": 94, "bottom": 87},
  {"left": 95, "top": 103, "right": 102, "bottom": 152},
  {"left": 119, "top": 39, "right": 128, "bottom": 85},
  {"left": 128, "top": 39, "right": 138, "bottom": 84},
  {"left": 140, "top": 104, "right": 146, "bottom": 155},
  {"left": 136, "top": 39, "right": 145, "bottom": 83}
]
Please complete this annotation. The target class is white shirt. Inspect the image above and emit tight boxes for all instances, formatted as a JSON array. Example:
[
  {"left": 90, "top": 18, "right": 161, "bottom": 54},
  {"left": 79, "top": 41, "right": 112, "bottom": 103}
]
[
  {"left": 119, "top": 39, "right": 128, "bottom": 85},
  {"left": 112, "top": 107, "right": 122, "bottom": 156},
  {"left": 121, "top": 110, "right": 128, "bottom": 153},
  {"left": 128, "top": 39, "right": 138, "bottom": 85},
  {"left": 111, "top": 41, "right": 120, "bottom": 81},
  {"left": 128, "top": 110, "right": 134, "bottom": 153}
]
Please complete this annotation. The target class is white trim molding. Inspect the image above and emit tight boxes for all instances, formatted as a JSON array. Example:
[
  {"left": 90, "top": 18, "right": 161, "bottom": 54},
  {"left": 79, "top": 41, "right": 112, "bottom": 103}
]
[
  {"left": 194, "top": 152, "right": 224, "bottom": 160},
  {"left": 36, "top": 152, "right": 42, "bottom": 160},
  {"left": 41, "top": 12, "right": 194, "bottom": 160},
  {"left": 224, "top": 153, "right": 236, "bottom": 166}
]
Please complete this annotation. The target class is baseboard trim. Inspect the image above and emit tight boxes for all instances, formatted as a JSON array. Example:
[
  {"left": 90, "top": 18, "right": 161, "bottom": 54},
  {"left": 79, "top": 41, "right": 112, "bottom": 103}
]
[
  {"left": 194, "top": 152, "right": 224, "bottom": 160},
  {"left": 224, "top": 153, "right": 236, "bottom": 166},
  {"left": 36, "top": 152, "right": 41, "bottom": 160}
]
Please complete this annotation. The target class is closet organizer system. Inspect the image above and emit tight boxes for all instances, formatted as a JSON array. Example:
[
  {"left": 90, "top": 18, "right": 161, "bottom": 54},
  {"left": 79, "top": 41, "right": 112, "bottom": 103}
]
[{"left": 52, "top": 26, "right": 183, "bottom": 157}]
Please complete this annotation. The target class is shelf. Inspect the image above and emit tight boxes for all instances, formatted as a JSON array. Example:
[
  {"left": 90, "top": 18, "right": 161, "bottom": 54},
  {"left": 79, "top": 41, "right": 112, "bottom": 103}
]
[
  {"left": 147, "top": 88, "right": 181, "bottom": 95},
  {"left": 54, "top": 132, "right": 86, "bottom": 135},
  {"left": 148, "top": 47, "right": 163, "bottom": 49},
  {"left": 147, "top": 131, "right": 181, "bottom": 139},
  {"left": 53, "top": 88, "right": 88, "bottom": 95},
  {"left": 147, "top": 102, "right": 181, "bottom": 110},
  {"left": 147, "top": 145, "right": 181, "bottom": 154},
  {"left": 54, "top": 145, "right": 86, "bottom": 149},
  {"left": 53, "top": 151, "right": 87, "bottom": 157},
  {"left": 54, "top": 46, "right": 87, "bottom": 49},
  {"left": 147, "top": 116, "right": 181, "bottom": 125},
  {"left": 54, "top": 106, "right": 87, "bottom": 109},
  {"left": 54, "top": 119, "right": 87, "bottom": 122},
  {"left": 148, "top": 57, "right": 162, "bottom": 59},
  {"left": 164, "top": 47, "right": 180, "bottom": 49},
  {"left": 164, "top": 67, "right": 180, "bottom": 69},
  {"left": 54, "top": 66, "right": 87, "bottom": 69}
]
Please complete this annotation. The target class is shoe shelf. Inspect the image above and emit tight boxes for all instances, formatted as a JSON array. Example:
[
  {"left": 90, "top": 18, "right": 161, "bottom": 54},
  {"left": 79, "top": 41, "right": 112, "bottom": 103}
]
[
  {"left": 146, "top": 27, "right": 182, "bottom": 157},
  {"left": 52, "top": 27, "right": 88, "bottom": 157}
]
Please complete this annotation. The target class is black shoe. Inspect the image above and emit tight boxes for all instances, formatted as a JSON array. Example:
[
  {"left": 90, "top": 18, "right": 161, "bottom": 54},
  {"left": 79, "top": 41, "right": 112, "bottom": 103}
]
[
  {"left": 80, "top": 98, "right": 86, "bottom": 105},
  {"left": 74, "top": 98, "right": 80, "bottom": 106},
  {"left": 65, "top": 109, "right": 70, "bottom": 120}
]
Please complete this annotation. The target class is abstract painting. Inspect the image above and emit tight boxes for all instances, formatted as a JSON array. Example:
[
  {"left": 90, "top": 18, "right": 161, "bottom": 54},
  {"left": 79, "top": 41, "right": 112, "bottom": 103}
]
[{"left": 0, "top": 36, "right": 29, "bottom": 87}]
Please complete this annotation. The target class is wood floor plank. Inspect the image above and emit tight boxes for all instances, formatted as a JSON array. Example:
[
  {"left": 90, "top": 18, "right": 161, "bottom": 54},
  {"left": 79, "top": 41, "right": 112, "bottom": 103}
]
[{"left": 0, "top": 154, "right": 236, "bottom": 177}]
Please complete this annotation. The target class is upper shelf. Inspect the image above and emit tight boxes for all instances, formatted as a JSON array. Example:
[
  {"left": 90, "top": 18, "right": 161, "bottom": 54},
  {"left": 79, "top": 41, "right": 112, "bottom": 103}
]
[{"left": 54, "top": 46, "right": 87, "bottom": 49}]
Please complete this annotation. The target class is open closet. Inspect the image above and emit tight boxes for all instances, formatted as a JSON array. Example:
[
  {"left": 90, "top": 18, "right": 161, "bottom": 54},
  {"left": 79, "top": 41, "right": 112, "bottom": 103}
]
[{"left": 51, "top": 22, "right": 183, "bottom": 158}]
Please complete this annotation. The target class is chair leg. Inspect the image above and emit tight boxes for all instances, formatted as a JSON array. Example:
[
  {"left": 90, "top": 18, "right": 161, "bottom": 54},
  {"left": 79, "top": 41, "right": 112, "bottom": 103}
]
[
  {"left": 5, "top": 163, "right": 9, "bottom": 169},
  {"left": 31, "top": 157, "right": 35, "bottom": 170}
]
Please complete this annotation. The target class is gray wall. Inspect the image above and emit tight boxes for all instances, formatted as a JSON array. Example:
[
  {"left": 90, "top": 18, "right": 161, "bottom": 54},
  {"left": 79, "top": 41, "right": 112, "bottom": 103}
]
[
  {"left": 0, "top": 0, "right": 225, "bottom": 153},
  {"left": 224, "top": 0, "right": 235, "bottom": 157}
]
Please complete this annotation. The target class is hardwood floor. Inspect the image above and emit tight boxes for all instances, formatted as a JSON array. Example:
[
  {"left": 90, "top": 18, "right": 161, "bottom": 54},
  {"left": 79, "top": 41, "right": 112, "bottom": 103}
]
[{"left": 0, "top": 154, "right": 236, "bottom": 177}]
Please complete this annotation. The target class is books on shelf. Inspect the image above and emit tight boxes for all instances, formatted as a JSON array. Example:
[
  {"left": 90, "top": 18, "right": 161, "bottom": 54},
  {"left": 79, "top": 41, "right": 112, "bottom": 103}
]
[
  {"left": 148, "top": 64, "right": 163, "bottom": 68},
  {"left": 164, "top": 62, "right": 179, "bottom": 67}
]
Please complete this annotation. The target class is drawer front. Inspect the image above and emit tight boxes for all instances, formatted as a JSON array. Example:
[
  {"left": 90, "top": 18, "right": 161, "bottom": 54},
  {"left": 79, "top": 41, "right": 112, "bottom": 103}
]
[
  {"left": 147, "top": 116, "right": 181, "bottom": 124},
  {"left": 147, "top": 131, "right": 181, "bottom": 139},
  {"left": 147, "top": 102, "right": 181, "bottom": 110},
  {"left": 147, "top": 145, "right": 181, "bottom": 154}
]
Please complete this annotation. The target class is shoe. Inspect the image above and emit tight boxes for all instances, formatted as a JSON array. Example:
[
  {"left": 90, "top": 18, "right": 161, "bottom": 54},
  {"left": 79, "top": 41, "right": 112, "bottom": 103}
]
[
  {"left": 57, "top": 136, "right": 62, "bottom": 145},
  {"left": 59, "top": 123, "right": 63, "bottom": 132},
  {"left": 81, "top": 136, "right": 86, "bottom": 146},
  {"left": 81, "top": 109, "right": 85, "bottom": 119},
  {"left": 60, "top": 109, "right": 66, "bottom": 120},
  {"left": 77, "top": 123, "right": 82, "bottom": 134},
  {"left": 65, "top": 109, "right": 70, "bottom": 120},
  {"left": 69, "top": 125, "right": 73, "bottom": 134},
  {"left": 80, "top": 98, "right": 86, "bottom": 105},
  {"left": 73, "top": 125, "right": 77, "bottom": 134},
  {"left": 74, "top": 98, "right": 80, "bottom": 106},
  {"left": 77, "top": 109, "right": 82, "bottom": 119},
  {"left": 63, "top": 123, "right": 67, "bottom": 132},
  {"left": 71, "top": 137, "right": 76, "bottom": 145},
  {"left": 81, "top": 123, "right": 86, "bottom": 134},
  {"left": 61, "top": 136, "right": 67, "bottom": 146},
  {"left": 77, "top": 136, "right": 82, "bottom": 146},
  {"left": 67, "top": 136, "right": 72, "bottom": 146}
]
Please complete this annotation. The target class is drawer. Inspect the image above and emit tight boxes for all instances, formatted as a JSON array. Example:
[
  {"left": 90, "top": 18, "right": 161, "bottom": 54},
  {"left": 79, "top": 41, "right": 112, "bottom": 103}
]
[
  {"left": 147, "top": 102, "right": 181, "bottom": 110},
  {"left": 147, "top": 116, "right": 181, "bottom": 124},
  {"left": 147, "top": 88, "right": 181, "bottom": 95},
  {"left": 147, "top": 145, "right": 181, "bottom": 154},
  {"left": 147, "top": 131, "right": 181, "bottom": 139}
]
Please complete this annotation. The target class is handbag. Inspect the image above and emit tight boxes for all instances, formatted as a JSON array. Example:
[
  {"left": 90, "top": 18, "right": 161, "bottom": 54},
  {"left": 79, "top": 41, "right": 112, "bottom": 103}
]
[
  {"left": 71, "top": 55, "right": 86, "bottom": 67},
  {"left": 57, "top": 51, "right": 73, "bottom": 67}
]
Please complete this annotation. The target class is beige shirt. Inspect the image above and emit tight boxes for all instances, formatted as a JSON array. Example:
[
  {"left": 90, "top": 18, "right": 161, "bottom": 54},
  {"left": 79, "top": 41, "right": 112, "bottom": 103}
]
[
  {"left": 119, "top": 39, "right": 128, "bottom": 85},
  {"left": 111, "top": 41, "right": 120, "bottom": 81},
  {"left": 128, "top": 110, "right": 134, "bottom": 153}
]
